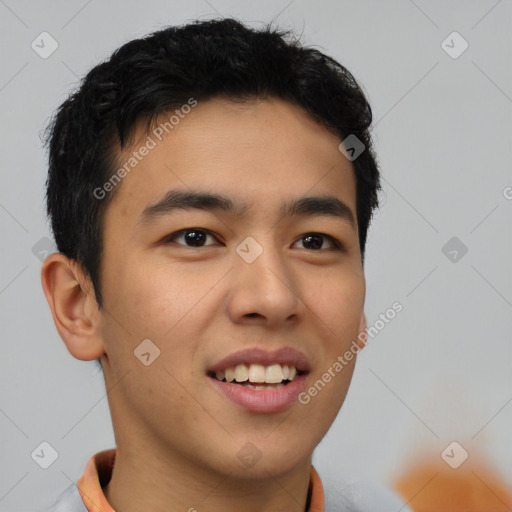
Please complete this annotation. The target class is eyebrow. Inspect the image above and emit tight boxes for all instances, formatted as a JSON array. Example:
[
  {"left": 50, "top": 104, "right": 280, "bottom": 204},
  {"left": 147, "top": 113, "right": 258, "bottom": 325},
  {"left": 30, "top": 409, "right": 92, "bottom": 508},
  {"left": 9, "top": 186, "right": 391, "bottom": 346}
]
[{"left": 138, "top": 189, "right": 356, "bottom": 227}]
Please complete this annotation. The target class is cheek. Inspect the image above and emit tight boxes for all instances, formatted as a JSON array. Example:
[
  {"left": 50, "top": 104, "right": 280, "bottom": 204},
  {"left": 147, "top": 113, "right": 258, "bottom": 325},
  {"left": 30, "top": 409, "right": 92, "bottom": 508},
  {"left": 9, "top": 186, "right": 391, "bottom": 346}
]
[
  {"left": 102, "top": 259, "right": 227, "bottom": 376},
  {"left": 99, "top": 259, "right": 189, "bottom": 366},
  {"left": 307, "top": 273, "right": 365, "bottom": 338},
  {"left": 106, "top": 258, "right": 204, "bottom": 333}
]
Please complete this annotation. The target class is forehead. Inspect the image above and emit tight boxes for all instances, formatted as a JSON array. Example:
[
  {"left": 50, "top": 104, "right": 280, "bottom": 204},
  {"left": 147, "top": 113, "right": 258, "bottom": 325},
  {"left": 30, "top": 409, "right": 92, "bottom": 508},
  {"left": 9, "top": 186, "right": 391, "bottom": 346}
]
[{"left": 105, "top": 97, "right": 357, "bottom": 225}]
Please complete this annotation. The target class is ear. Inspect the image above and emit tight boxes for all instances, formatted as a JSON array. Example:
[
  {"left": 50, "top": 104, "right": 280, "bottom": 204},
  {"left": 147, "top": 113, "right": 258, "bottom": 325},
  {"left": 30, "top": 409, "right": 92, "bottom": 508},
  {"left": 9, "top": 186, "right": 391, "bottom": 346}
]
[
  {"left": 41, "top": 253, "right": 105, "bottom": 360},
  {"left": 354, "top": 311, "right": 368, "bottom": 351}
]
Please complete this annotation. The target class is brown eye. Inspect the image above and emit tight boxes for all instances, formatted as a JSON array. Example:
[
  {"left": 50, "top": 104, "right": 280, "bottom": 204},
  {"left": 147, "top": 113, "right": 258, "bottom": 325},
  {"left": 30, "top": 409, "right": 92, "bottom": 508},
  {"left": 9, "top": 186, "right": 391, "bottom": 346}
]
[
  {"left": 165, "top": 228, "right": 218, "bottom": 247},
  {"left": 294, "top": 233, "right": 342, "bottom": 251}
]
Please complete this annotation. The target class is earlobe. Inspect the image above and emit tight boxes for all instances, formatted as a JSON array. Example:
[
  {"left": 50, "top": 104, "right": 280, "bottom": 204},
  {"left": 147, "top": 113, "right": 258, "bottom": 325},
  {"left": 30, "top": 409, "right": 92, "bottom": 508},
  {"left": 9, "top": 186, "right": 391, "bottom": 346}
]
[
  {"left": 355, "top": 311, "right": 368, "bottom": 351},
  {"left": 41, "top": 253, "right": 105, "bottom": 361}
]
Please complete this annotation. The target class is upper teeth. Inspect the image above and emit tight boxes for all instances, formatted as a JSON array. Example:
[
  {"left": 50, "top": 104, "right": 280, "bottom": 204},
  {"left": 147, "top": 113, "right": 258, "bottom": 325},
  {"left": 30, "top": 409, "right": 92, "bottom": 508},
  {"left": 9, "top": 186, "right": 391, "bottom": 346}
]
[{"left": 215, "top": 364, "right": 298, "bottom": 384}]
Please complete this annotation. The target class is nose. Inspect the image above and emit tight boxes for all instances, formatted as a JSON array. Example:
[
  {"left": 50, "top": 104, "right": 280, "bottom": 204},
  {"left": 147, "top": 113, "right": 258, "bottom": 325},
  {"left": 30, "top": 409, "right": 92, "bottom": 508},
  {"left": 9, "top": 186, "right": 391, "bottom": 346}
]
[{"left": 226, "top": 236, "right": 305, "bottom": 328}]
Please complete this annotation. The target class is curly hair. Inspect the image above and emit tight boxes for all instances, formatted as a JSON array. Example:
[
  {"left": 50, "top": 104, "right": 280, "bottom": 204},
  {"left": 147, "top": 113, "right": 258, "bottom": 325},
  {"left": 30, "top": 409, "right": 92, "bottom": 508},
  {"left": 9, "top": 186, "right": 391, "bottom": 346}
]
[{"left": 44, "top": 17, "right": 381, "bottom": 308}]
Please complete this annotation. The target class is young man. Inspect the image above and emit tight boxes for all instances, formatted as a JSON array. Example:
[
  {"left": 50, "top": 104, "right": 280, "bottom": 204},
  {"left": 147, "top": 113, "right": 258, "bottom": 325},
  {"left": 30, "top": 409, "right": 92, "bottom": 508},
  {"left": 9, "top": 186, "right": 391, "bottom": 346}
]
[{"left": 41, "top": 18, "right": 409, "bottom": 512}]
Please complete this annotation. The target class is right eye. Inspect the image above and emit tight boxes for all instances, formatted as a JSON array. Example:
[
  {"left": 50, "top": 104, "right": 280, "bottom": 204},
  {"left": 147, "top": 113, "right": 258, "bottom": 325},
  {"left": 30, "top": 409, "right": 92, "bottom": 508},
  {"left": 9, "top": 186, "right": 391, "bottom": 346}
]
[{"left": 163, "top": 228, "right": 221, "bottom": 248}]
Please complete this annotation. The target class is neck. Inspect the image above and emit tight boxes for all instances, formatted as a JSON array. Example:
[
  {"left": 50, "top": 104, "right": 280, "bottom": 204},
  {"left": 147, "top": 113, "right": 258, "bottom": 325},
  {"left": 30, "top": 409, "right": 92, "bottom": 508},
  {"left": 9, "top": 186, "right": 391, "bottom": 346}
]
[{"left": 103, "top": 441, "right": 313, "bottom": 512}]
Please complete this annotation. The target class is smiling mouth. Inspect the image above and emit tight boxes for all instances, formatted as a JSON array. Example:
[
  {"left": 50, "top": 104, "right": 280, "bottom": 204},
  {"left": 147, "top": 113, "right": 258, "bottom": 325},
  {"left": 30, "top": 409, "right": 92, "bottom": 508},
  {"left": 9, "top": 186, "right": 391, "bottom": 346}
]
[{"left": 207, "top": 363, "right": 307, "bottom": 389}]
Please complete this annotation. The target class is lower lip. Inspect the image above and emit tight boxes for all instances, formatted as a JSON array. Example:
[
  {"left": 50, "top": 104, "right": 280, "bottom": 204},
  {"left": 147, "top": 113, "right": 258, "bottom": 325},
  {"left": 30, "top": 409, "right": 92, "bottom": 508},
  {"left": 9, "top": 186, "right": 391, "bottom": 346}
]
[{"left": 207, "top": 374, "right": 308, "bottom": 413}]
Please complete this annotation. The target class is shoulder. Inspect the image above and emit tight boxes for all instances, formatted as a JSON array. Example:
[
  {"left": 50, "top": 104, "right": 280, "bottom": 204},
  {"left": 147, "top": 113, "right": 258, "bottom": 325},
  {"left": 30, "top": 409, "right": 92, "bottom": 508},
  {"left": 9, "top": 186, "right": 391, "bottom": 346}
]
[
  {"left": 41, "top": 483, "right": 88, "bottom": 512},
  {"left": 322, "top": 474, "right": 414, "bottom": 512}
]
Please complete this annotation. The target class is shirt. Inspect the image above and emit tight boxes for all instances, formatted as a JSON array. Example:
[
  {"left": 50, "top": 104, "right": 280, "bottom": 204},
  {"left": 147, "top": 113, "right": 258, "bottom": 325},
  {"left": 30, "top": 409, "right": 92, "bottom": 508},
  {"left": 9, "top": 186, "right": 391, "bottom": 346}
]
[{"left": 44, "top": 448, "right": 411, "bottom": 511}]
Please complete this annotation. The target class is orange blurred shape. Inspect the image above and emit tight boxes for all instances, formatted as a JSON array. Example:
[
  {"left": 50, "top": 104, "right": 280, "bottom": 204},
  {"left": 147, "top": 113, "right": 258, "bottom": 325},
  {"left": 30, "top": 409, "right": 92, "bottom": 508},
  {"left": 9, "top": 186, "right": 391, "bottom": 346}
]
[{"left": 393, "top": 460, "right": 512, "bottom": 512}]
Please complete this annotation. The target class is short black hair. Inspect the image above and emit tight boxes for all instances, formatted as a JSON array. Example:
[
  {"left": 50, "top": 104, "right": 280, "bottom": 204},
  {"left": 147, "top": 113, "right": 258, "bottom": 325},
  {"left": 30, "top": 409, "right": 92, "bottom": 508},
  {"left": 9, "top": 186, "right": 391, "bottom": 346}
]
[{"left": 44, "top": 17, "right": 381, "bottom": 308}]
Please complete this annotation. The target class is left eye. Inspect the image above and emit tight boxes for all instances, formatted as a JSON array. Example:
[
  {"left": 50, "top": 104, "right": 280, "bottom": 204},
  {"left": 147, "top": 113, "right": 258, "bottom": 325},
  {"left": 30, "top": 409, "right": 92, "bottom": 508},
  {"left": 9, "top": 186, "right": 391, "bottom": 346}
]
[
  {"left": 294, "top": 233, "right": 342, "bottom": 251},
  {"left": 164, "top": 229, "right": 342, "bottom": 251}
]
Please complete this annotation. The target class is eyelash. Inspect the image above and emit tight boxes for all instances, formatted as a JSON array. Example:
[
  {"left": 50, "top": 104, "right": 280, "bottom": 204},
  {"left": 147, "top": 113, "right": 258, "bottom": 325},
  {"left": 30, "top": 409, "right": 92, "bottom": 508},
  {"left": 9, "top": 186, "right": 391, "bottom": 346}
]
[{"left": 163, "top": 228, "right": 344, "bottom": 251}]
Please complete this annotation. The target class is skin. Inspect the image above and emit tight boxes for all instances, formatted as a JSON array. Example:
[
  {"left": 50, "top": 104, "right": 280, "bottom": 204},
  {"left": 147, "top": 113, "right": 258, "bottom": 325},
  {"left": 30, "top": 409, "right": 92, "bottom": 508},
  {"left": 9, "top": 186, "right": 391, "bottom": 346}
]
[{"left": 42, "top": 97, "right": 368, "bottom": 512}]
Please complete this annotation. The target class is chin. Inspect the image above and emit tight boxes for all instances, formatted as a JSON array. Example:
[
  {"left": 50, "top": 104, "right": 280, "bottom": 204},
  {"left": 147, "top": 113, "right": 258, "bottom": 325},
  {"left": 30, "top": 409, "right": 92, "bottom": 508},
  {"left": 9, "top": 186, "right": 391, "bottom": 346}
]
[{"left": 214, "top": 441, "right": 312, "bottom": 480}]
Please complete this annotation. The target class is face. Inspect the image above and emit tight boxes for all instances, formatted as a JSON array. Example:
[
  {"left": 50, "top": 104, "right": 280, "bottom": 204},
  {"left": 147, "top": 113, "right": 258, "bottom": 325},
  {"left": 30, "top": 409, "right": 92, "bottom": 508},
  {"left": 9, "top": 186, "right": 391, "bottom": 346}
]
[{"left": 97, "top": 97, "right": 366, "bottom": 477}]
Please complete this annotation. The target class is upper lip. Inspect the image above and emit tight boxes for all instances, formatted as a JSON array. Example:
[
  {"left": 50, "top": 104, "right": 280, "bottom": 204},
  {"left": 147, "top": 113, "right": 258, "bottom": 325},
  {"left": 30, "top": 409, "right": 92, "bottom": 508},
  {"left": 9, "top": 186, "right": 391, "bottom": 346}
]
[{"left": 208, "top": 347, "right": 311, "bottom": 374}]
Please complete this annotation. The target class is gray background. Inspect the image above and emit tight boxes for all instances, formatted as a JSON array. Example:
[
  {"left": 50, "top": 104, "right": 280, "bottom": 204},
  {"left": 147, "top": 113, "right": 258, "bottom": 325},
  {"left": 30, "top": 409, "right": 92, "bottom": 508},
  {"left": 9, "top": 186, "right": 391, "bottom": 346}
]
[{"left": 1, "top": 0, "right": 511, "bottom": 510}]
